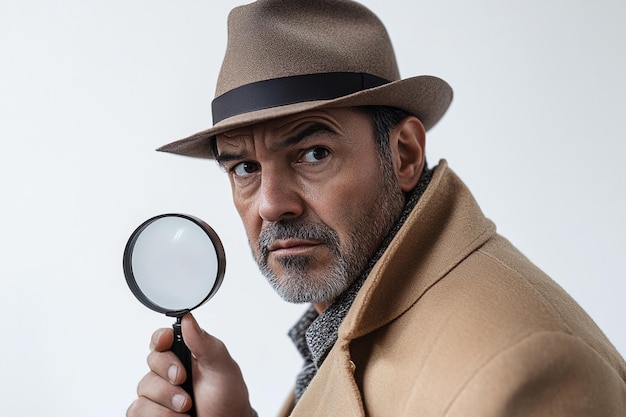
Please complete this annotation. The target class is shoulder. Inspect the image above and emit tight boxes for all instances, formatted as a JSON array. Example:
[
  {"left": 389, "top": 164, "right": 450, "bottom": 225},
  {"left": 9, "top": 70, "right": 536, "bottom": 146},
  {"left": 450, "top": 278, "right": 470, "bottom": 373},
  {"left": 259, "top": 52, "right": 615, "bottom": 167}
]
[{"left": 413, "top": 232, "right": 623, "bottom": 370}]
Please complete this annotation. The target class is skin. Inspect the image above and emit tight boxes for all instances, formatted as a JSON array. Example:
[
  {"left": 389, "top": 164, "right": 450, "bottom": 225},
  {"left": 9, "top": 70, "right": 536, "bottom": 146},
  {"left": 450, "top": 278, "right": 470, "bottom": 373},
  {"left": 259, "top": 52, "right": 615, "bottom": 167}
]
[{"left": 127, "top": 107, "right": 426, "bottom": 417}]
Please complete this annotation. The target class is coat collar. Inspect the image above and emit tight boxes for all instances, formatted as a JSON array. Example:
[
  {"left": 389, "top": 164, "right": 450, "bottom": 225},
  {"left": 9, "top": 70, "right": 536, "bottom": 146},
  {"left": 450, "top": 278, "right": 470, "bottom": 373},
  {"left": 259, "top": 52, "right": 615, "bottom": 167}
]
[{"left": 340, "top": 159, "right": 496, "bottom": 340}]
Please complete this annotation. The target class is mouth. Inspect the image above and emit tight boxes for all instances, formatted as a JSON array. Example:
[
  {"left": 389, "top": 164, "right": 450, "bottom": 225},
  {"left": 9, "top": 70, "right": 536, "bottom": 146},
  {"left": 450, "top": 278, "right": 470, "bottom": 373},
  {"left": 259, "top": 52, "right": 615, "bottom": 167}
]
[{"left": 267, "top": 239, "right": 322, "bottom": 256}]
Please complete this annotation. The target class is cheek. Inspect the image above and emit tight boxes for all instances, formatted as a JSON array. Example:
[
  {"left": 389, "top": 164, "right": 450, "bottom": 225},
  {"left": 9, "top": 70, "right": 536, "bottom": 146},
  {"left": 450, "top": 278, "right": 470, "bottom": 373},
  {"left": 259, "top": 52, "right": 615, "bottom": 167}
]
[
  {"left": 233, "top": 194, "right": 261, "bottom": 247},
  {"left": 308, "top": 171, "right": 380, "bottom": 234}
]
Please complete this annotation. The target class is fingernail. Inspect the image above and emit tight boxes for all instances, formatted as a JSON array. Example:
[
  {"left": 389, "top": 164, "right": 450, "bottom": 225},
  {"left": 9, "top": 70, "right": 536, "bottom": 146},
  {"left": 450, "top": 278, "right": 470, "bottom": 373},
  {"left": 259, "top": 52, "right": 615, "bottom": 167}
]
[
  {"left": 172, "top": 393, "right": 186, "bottom": 411},
  {"left": 168, "top": 364, "right": 179, "bottom": 383}
]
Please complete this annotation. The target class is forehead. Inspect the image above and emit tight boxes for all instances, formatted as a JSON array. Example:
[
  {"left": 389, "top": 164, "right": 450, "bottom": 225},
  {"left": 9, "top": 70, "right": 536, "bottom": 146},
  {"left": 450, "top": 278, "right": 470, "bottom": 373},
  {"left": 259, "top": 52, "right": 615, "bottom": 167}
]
[{"left": 215, "top": 108, "right": 369, "bottom": 151}]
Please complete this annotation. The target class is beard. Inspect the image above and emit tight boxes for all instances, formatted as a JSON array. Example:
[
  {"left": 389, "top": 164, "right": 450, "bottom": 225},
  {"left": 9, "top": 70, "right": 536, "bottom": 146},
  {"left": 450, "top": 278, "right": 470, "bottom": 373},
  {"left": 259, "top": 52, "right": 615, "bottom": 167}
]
[{"left": 253, "top": 160, "right": 405, "bottom": 305}]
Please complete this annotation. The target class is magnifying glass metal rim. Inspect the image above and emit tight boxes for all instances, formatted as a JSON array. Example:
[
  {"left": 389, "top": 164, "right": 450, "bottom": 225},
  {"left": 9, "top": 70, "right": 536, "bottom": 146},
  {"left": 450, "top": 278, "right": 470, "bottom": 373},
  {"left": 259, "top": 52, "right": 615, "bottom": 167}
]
[{"left": 122, "top": 213, "right": 226, "bottom": 317}]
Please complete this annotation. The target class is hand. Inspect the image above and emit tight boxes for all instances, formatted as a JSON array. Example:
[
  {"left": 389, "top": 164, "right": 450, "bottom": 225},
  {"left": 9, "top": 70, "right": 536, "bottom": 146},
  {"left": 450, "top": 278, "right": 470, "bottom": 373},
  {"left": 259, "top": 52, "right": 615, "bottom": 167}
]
[{"left": 127, "top": 313, "right": 254, "bottom": 417}]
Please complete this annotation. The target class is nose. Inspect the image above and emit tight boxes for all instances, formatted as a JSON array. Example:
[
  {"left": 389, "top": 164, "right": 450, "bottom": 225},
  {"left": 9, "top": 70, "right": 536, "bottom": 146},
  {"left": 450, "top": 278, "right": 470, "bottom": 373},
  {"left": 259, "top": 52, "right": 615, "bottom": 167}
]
[{"left": 258, "top": 169, "right": 304, "bottom": 222}]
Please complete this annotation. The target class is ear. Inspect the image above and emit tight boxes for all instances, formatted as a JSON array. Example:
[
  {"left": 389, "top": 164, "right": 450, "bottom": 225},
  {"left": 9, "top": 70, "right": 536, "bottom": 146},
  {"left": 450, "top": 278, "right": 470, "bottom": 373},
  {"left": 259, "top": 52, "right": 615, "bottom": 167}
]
[{"left": 390, "top": 116, "right": 426, "bottom": 193}]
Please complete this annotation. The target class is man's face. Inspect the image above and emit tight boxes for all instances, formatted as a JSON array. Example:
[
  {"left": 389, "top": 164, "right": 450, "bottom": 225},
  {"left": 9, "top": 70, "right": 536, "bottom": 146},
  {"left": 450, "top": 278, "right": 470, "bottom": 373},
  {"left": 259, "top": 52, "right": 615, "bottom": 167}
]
[{"left": 215, "top": 108, "right": 405, "bottom": 309}]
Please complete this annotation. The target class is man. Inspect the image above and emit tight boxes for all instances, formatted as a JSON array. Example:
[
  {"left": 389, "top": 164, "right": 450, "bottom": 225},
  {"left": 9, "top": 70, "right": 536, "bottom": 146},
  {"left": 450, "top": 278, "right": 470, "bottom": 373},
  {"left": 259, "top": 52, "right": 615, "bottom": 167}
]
[{"left": 127, "top": 1, "right": 626, "bottom": 416}]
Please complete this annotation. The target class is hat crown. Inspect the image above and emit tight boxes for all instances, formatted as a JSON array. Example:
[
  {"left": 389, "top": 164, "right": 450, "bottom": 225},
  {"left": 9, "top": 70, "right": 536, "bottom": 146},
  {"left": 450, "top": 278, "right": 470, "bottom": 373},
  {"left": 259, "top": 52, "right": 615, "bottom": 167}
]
[{"left": 216, "top": 0, "right": 401, "bottom": 97}]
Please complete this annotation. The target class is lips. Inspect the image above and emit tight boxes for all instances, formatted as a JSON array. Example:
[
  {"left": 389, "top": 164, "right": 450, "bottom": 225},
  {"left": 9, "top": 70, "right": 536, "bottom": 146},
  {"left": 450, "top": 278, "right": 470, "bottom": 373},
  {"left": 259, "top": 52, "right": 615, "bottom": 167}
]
[{"left": 267, "top": 239, "right": 321, "bottom": 254}]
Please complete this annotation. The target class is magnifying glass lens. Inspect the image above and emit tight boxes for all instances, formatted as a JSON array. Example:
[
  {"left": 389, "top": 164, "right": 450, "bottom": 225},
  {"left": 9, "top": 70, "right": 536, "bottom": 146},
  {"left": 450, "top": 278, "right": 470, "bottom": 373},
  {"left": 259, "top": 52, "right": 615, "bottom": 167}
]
[
  {"left": 123, "top": 214, "right": 225, "bottom": 315},
  {"left": 130, "top": 217, "right": 219, "bottom": 310}
]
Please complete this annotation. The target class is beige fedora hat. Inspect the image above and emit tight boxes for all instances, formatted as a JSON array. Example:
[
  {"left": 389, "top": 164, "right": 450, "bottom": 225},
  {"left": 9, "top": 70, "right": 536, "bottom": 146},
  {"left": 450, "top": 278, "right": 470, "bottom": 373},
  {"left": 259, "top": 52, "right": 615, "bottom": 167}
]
[{"left": 158, "top": 0, "right": 453, "bottom": 158}]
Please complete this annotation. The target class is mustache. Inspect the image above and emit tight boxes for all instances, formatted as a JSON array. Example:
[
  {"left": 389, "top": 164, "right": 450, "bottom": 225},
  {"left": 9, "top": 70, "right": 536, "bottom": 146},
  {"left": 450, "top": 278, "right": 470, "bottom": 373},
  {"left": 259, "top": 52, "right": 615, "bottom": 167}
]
[{"left": 258, "top": 219, "right": 340, "bottom": 258}]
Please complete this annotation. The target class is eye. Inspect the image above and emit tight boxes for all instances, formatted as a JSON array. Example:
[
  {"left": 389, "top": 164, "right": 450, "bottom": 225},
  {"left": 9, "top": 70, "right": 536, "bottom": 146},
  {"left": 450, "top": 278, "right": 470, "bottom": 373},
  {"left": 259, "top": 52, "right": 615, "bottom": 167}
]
[
  {"left": 232, "top": 161, "right": 260, "bottom": 177},
  {"left": 300, "top": 147, "right": 330, "bottom": 163}
]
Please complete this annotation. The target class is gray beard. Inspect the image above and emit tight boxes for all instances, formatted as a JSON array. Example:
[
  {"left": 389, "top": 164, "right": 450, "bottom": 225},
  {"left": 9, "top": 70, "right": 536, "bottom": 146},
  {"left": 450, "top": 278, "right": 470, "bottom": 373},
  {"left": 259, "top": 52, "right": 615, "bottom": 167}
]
[{"left": 253, "top": 161, "right": 404, "bottom": 305}]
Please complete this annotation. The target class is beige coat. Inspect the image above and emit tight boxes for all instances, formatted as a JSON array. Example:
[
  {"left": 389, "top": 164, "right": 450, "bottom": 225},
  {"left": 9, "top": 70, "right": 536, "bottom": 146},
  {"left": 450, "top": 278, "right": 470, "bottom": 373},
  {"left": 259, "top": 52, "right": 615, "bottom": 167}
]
[{"left": 280, "top": 160, "right": 626, "bottom": 416}]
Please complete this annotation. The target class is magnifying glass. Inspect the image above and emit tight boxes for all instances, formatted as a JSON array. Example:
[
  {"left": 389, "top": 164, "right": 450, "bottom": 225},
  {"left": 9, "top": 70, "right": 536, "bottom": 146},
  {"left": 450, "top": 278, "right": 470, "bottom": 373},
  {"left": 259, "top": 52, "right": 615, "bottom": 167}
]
[{"left": 123, "top": 213, "right": 225, "bottom": 417}]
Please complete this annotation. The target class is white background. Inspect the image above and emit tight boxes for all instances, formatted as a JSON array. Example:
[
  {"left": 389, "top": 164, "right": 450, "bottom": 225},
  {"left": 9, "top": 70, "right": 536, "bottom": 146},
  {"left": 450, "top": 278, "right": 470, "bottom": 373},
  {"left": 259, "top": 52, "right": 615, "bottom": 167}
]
[{"left": 1, "top": 1, "right": 625, "bottom": 416}]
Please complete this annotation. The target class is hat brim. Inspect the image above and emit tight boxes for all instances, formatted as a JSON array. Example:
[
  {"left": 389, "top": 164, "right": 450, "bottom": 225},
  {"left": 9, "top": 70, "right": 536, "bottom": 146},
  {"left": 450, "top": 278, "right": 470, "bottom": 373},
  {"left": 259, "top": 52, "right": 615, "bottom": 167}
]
[{"left": 157, "top": 75, "right": 452, "bottom": 158}]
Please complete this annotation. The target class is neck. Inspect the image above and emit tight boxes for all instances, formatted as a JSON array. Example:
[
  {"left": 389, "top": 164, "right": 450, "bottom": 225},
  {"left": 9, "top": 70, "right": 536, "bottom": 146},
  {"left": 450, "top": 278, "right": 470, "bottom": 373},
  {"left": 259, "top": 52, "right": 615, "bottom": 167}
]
[{"left": 313, "top": 301, "right": 333, "bottom": 314}]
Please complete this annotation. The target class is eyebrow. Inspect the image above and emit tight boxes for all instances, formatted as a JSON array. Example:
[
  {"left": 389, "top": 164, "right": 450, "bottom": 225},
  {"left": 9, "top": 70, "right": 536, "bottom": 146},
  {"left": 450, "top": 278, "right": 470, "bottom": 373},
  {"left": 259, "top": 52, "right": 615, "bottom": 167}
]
[
  {"left": 215, "top": 149, "right": 246, "bottom": 166},
  {"left": 271, "top": 123, "right": 335, "bottom": 152},
  {"left": 216, "top": 122, "right": 335, "bottom": 166}
]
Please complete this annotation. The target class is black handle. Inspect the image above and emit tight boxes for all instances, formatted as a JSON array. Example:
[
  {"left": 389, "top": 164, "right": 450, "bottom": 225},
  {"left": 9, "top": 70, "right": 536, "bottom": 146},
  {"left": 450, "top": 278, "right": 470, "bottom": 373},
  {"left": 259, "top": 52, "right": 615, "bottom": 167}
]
[{"left": 172, "top": 318, "right": 196, "bottom": 417}]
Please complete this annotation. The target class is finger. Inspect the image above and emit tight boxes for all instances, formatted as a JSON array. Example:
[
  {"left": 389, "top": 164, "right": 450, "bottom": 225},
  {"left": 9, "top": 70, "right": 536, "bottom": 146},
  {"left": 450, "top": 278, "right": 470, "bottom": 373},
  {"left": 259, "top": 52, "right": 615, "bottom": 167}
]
[
  {"left": 180, "top": 313, "right": 231, "bottom": 368},
  {"left": 147, "top": 349, "right": 188, "bottom": 385},
  {"left": 150, "top": 328, "right": 174, "bottom": 352},
  {"left": 181, "top": 313, "right": 244, "bottom": 381},
  {"left": 180, "top": 313, "right": 252, "bottom": 416},
  {"left": 127, "top": 395, "right": 187, "bottom": 417},
  {"left": 136, "top": 371, "right": 192, "bottom": 413}
]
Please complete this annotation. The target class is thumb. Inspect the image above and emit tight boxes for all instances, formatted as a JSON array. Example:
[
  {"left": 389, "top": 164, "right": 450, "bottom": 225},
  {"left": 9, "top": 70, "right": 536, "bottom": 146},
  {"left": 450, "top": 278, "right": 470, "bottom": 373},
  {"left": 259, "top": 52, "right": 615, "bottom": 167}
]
[
  {"left": 180, "top": 313, "right": 233, "bottom": 371},
  {"left": 180, "top": 313, "right": 252, "bottom": 416}
]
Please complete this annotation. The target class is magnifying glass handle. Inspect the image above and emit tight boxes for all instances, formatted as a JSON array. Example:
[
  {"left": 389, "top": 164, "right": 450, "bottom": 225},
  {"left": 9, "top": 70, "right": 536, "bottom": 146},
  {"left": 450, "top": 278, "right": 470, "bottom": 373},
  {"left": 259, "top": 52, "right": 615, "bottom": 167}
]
[{"left": 172, "top": 318, "right": 196, "bottom": 417}]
